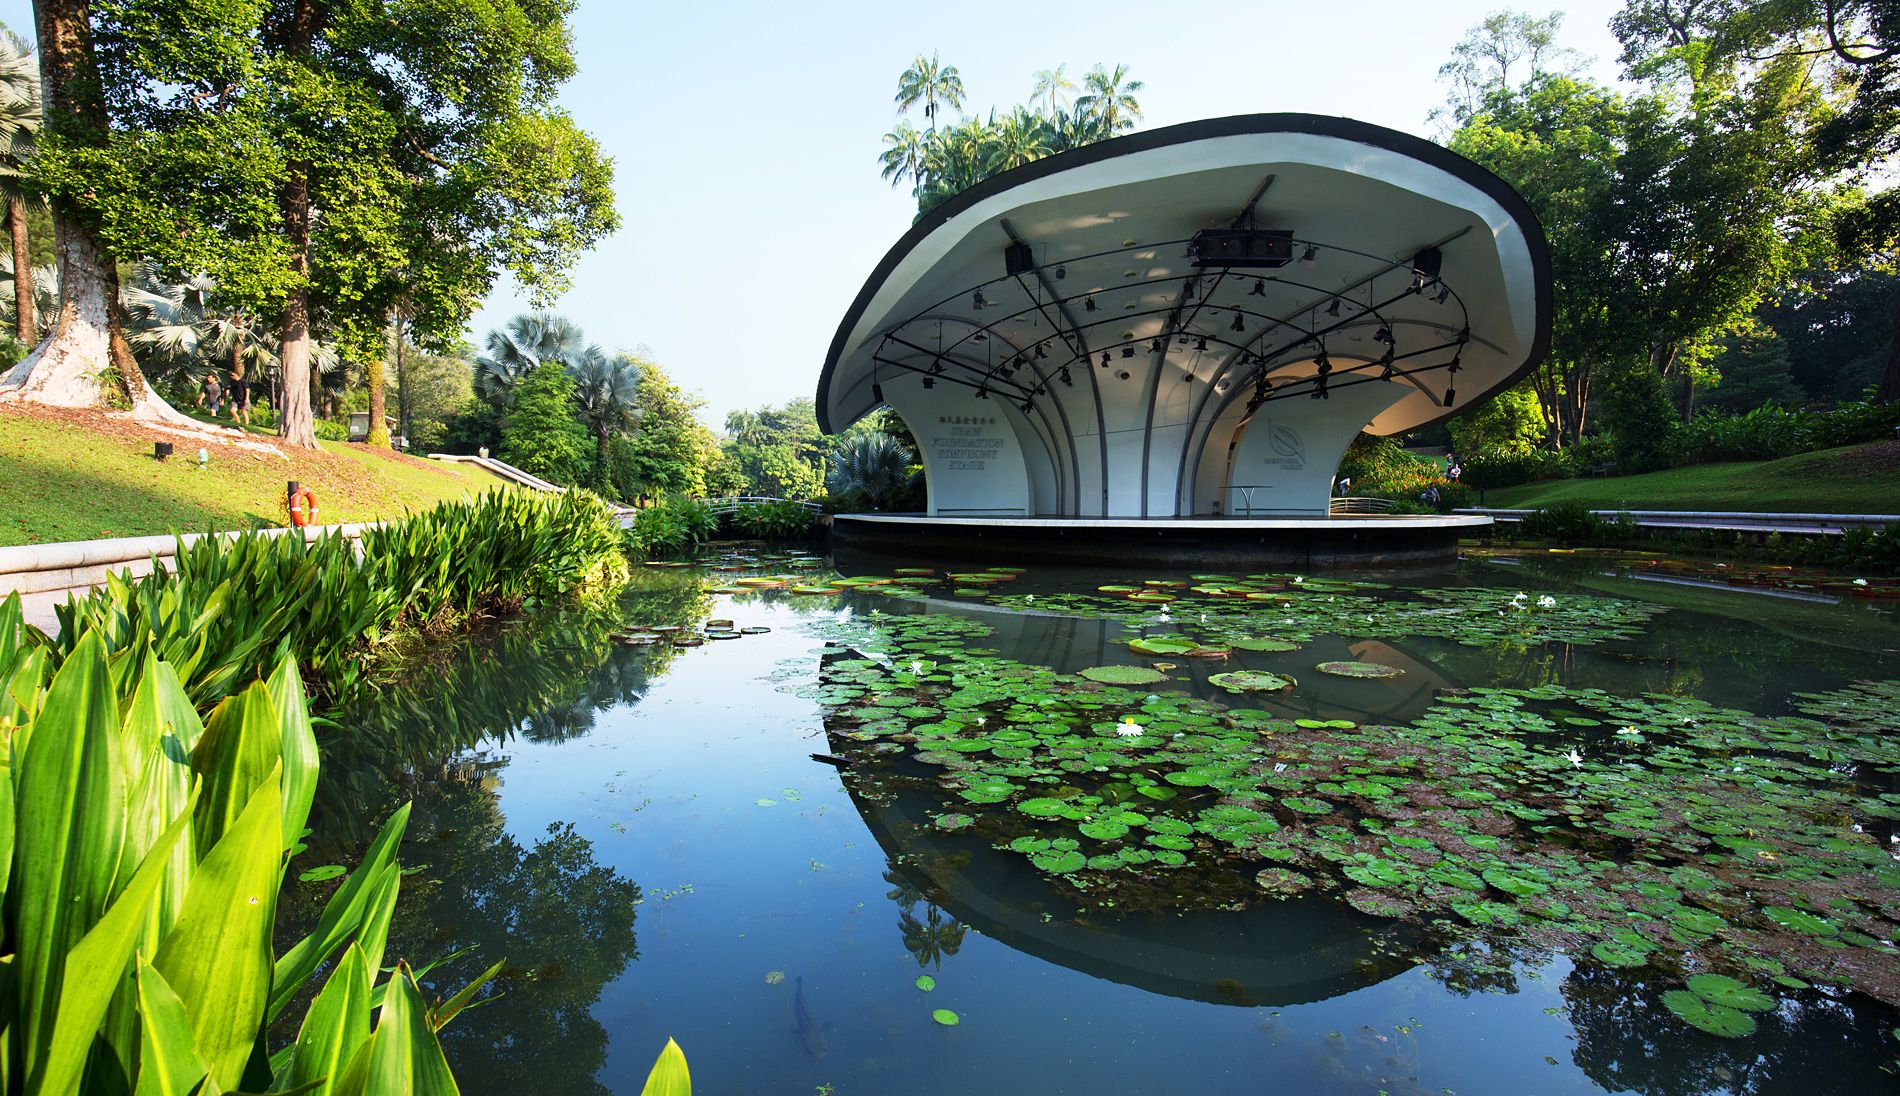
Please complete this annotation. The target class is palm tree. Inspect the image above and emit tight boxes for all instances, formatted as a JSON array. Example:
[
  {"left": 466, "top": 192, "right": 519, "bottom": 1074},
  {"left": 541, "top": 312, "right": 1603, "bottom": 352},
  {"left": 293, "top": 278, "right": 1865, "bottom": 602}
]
[
  {"left": 0, "top": 253, "right": 53, "bottom": 342},
  {"left": 894, "top": 52, "right": 965, "bottom": 131},
  {"left": 1030, "top": 64, "right": 1077, "bottom": 116},
  {"left": 0, "top": 28, "right": 40, "bottom": 344},
  {"left": 826, "top": 432, "right": 919, "bottom": 510},
  {"left": 121, "top": 262, "right": 334, "bottom": 412},
  {"left": 879, "top": 120, "right": 927, "bottom": 191},
  {"left": 1076, "top": 63, "right": 1145, "bottom": 137},
  {"left": 475, "top": 311, "right": 587, "bottom": 410},
  {"left": 986, "top": 107, "right": 1051, "bottom": 174},
  {"left": 570, "top": 349, "right": 643, "bottom": 469}
]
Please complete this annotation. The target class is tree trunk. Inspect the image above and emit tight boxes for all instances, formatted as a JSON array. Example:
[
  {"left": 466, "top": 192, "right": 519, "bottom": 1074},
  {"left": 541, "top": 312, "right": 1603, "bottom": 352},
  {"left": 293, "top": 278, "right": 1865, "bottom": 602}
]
[
  {"left": 9, "top": 196, "right": 32, "bottom": 341},
  {"left": 394, "top": 319, "right": 411, "bottom": 443},
  {"left": 365, "top": 353, "right": 388, "bottom": 447},
  {"left": 1878, "top": 284, "right": 1900, "bottom": 403},
  {"left": 273, "top": 0, "right": 319, "bottom": 448},
  {"left": 0, "top": 0, "right": 189, "bottom": 425}
]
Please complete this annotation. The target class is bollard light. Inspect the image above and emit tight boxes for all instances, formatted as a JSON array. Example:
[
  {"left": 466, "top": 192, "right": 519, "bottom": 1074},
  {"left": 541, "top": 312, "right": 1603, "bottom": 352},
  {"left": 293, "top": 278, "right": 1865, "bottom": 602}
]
[{"left": 196, "top": 448, "right": 209, "bottom": 470}]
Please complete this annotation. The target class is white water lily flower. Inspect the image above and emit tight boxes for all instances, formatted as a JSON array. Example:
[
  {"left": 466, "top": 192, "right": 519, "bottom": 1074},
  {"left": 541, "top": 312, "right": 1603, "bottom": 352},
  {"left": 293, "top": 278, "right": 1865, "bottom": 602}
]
[
  {"left": 1116, "top": 717, "right": 1144, "bottom": 738},
  {"left": 1536, "top": 595, "right": 1556, "bottom": 609},
  {"left": 1616, "top": 725, "right": 1643, "bottom": 739},
  {"left": 1513, "top": 591, "right": 1528, "bottom": 601},
  {"left": 909, "top": 660, "right": 924, "bottom": 675},
  {"left": 1564, "top": 749, "right": 1584, "bottom": 768},
  {"left": 1854, "top": 578, "right": 1869, "bottom": 586}
]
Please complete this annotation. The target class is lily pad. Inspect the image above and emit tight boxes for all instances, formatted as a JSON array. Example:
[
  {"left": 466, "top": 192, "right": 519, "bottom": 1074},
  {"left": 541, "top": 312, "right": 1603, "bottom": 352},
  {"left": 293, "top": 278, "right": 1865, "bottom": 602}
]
[
  {"left": 1129, "top": 637, "right": 1201, "bottom": 656},
  {"left": 297, "top": 864, "right": 346, "bottom": 883},
  {"left": 1079, "top": 665, "right": 1170, "bottom": 685},
  {"left": 1663, "top": 990, "right": 1756, "bottom": 1038},
  {"left": 1254, "top": 867, "right": 1315, "bottom": 896},
  {"left": 1685, "top": 974, "right": 1774, "bottom": 1012},
  {"left": 916, "top": 975, "right": 936, "bottom": 992},
  {"left": 933, "top": 813, "right": 974, "bottom": 831},
  {"left": 1208, "top": 670, "right": 1295, "bottom": 694},
  {"left": 932, "top": 1008, "right": 961, "bottom": 1026},
  {"left": 1315, "top": 660, "right": 1405, "bottom": 679}
]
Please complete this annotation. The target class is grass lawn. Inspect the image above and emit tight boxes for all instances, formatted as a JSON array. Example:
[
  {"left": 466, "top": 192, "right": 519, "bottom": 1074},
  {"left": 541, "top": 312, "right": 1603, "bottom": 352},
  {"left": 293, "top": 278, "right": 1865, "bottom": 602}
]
[
  {"left": 1480, "top": 441, "right": 1900, "bottom": 514},
  {"left": 0, "top": 404, "right": 517, "bottom": 546}
]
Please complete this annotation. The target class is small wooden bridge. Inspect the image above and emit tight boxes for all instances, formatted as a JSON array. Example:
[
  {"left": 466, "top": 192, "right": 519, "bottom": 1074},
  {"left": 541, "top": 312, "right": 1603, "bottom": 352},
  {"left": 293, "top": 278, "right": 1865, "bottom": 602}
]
[{"left": 698, "top": 496, "right": 824, "bottom": 517}]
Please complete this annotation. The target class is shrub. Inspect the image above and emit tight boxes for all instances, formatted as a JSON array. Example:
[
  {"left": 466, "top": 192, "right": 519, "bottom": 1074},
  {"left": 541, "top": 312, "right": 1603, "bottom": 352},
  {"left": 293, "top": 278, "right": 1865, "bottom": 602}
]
[
  {"left": 314, "top": 417, "right": 349, "bottom": 442},
  {"left": 826, "top": 432, "right": 921, "bottom": 510},
  {"left": 50, "top": 489, "right": 624, "bottom": 707},
  {"left": 730, "top": 499, "right": 816, "bottom": 540},
  {"left": 500, "top": 361, "right": 589, "bottom": 484},
  {"left": 1603, "top": 366, "right": 1678, "bottom": 474},
  {"left": 624, "top": 495, "right": 719, "bottom": 559},
  {"left": 1671, "top": 401, "right": 1900, "bottom": 464},
  {"left": 0, "top": 605, "right": 491, "bottom": 1094},
  {"left": 1518, "top": 502, "right": 1611, "bottom": 543}
]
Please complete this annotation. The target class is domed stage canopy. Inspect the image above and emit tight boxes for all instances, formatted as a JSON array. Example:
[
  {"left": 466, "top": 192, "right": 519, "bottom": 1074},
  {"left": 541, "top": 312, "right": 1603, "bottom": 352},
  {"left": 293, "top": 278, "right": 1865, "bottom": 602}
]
[{"left": 818, "top": 113, "right": 1549, "bottom": 565}]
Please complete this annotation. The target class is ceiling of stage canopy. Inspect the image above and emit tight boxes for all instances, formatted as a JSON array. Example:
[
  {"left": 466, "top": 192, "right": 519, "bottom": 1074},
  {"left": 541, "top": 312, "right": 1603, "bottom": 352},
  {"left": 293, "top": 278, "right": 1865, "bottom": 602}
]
[{"left": 817, "top": 113, "right": 1550, "bottom": 438}]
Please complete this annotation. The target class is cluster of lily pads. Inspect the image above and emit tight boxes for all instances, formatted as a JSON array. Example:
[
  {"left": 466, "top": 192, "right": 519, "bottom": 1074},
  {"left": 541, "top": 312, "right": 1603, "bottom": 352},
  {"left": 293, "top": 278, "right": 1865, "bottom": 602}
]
[
  {"left": 798, "top": 606, "right": 1900, "bottom": 1035},
  {"left": 988, "top": 576, "right": 1662, "bottom": 649},
  {"left": 612, "top": 618, "right": 771, "bottom": 649}
]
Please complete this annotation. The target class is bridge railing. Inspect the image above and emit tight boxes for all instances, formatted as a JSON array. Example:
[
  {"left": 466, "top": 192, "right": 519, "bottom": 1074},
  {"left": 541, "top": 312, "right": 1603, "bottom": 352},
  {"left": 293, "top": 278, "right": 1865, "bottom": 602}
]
[{"left": 697, "top": 496, "right": 824, "bottom": 516}]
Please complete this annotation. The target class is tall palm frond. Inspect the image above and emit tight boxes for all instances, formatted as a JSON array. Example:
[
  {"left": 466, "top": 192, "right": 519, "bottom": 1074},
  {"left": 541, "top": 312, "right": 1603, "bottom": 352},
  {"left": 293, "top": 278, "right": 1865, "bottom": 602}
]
[
  {"left": 474, "top": 310, "right": 589, "bottom": 409},
  {"left": 895, "top": 52, "right": 965, "bottom": 131},
  {"left": 570, "top": 348, "right": 643, "bottom": 451},
  {"left": 1076, "top": 63, "right": 1145, "bottom": 137},
  {"left": 826, "top": 432, "right": 919, "bottom": 510},
  {"left": 0, "top": 253, "right": 53, "bottom": 338},
  {"left": 879, "top": 120, "right": 927, "bottom": 190},
  {"left": 1030, "top": 64, "right": 1077, "bottom": 116}
]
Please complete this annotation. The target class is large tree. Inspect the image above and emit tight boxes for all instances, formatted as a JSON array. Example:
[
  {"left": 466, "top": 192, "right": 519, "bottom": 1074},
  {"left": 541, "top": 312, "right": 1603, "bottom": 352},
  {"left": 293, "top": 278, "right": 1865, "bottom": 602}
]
[
  {"left": 26, "top": 0, "right": 616, "bottom": 447},
  {"left": 0, "top": 0, "right": 190, "bottom": 421}
]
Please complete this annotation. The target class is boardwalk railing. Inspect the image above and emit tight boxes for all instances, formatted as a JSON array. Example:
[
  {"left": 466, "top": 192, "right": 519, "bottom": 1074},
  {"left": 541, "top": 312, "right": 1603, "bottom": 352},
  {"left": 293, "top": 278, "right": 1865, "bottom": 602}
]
[
  {"left": 1330, "top": 496, "right": 1397, "bottom": 515},
  {"left": 698, "top": 496, "right": 824, "bottom": 517}
]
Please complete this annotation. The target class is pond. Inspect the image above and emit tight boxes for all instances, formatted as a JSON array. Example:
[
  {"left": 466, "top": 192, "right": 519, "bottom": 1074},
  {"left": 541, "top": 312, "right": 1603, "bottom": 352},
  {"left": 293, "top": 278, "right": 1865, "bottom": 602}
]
[{"left": 284, "top": 547, "right": 1900, "bottom": 1095}]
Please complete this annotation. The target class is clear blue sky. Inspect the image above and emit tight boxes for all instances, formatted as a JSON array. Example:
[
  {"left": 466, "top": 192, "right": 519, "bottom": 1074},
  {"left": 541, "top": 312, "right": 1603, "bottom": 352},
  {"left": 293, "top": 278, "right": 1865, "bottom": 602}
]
[{"left": 0, "top": 0, "right": 1627, "bottom": 428}]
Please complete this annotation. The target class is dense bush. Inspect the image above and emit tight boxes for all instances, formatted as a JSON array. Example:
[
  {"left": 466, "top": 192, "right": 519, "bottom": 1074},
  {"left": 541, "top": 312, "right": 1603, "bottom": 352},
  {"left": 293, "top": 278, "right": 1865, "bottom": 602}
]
[
  {"left": 623, "top": 495, "right": 719, "bottom": 559},
  {"left": 315, "top": 418, "right": 349, "bottom": 442},
  {"left": 1671, "top": 401, "right": 1900, "bottom": 464},
  {"left": 500, "top": 362, "right": 590, "bottom": 484},
  {"left": 1515, "top": 502, "right": 1631, "bottom": 543},
  {"left": 0, "top": 605, "right": 491, "bottom": 1094},
  {"left": 1461, "top": 446, "right": 1581, "bottom": 489},
  {"left": 826, "top": 432, "right": 921, "bottom": 510},
  {"left": 1337, "top": 434, "right": 1461, "bottom": 510},
  {"left": 50, "top": 490, "right": 625, "bottom": 707},
  {"left": 729, "top": 499, "right": 817, "bottom": 540}
]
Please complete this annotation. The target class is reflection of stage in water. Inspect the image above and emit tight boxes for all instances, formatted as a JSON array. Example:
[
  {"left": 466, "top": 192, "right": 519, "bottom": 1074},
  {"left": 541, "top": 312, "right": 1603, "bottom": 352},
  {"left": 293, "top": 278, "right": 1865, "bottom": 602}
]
[
  {"left": 841, "top": 774, "right": 1418, "bottom": 1009},
  {"left": 819, "top": 608, "right": 1466, "bottom": 1008}
]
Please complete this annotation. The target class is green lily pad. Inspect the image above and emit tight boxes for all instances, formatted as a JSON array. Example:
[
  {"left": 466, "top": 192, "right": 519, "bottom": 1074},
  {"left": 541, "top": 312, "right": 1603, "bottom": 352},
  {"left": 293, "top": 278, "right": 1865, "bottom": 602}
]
[
  {"left": 1079, "top": 665, "right": 1170, "bottom": 685},
  {"left": 932, "top": 1008, "right": 960, "bottom": 1026},
  {"left": 1227, "top": 636, "right": 1300, "bottom": 652},
  {"left": 916, "top": 975, "right": 936, "bottom": 992},
  {"left": 1254, "top": 867, "right": 1315, "bottom": 896},
  {"left": 1129, "top": 637, "right": 1202, "bottom": 656},
  {"left": 1591, "top": 940, "right": 1652, "bottom": 969},
  {"left": 1685, "top": 974, "right": 1774, "bottom": 1012},
  {"left": 933, "top": 813, "right": 974, "bottom": 831},
  {"left": 298, "top": 864, "right": 346, "bottom": 883},
  {"left": 1763, "top": 906, "right": 1838, "bottom": 936},
  {"left": 1208, "top": 670, "right": 1295, "bottom": 694},
  {"left": 1663, "top": 990, "right": 1756, "bottom": 1038},
  {"left": 1315, "top": 660, "right": 1404, "bottom": 679},
  {"left": 1018, "top": 797, "right": 1069, "bottom": 818}
]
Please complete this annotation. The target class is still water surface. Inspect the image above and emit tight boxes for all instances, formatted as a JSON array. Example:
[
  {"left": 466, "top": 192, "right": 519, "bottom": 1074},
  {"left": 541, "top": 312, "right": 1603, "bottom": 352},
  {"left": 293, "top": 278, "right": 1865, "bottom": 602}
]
[{"left": 288, "top": 551, "right": 1900, "bottom": 1095}]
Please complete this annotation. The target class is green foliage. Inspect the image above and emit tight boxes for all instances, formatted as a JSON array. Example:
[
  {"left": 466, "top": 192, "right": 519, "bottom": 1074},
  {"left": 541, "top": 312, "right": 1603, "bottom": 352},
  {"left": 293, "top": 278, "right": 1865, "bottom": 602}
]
[
  {"left": 501, "top": 361, "right": 590, "bottom": 485},
  {"left": 0, "top": 605, "right": 491, "bottom": 1094},
  {"left": 624, "top": 496, "right": 719, "bottom": 560},
  {"left": 1449, "top": 380, "right": 1546, "bottom": 455},
  {"left": 826, "top": 430, "right": 921, "bottom": 511},
  {"left": 1603, "top": 366, "right": 1678, "bottom": 473},
  {"left": 1516, "top": 502, "right": 1624, "bottom": 545},
  {"left": 46, "top": 490, "right": 624, "bottom": 709},
  {"left": 618, "top": 357, "right": 719, "bottom": 499},
  {"left": 729, "top": 500, "right": 816, "bottom": 540}
]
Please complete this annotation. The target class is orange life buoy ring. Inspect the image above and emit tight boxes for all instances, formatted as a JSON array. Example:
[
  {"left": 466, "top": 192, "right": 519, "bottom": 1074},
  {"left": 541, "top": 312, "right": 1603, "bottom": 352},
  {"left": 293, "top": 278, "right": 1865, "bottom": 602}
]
[{"left": 289, "top": 487, "right": 319, "bottom": 528}]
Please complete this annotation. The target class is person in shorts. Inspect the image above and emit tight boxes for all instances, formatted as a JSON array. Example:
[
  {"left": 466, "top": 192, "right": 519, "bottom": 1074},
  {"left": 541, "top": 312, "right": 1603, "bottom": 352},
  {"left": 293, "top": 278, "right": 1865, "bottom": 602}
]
[
  {"left": 198, "top": 372, "right": 223, "bottom": 416},
  {"left": 227, "top": 371, "right": 251, "bottom": 426}
]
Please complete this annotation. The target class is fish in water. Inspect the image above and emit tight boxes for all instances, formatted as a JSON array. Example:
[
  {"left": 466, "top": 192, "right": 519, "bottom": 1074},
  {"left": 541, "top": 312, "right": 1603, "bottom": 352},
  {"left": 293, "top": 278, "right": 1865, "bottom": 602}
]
[{"left": 793, "top": 976, "right": 829, "bottom": 1061}]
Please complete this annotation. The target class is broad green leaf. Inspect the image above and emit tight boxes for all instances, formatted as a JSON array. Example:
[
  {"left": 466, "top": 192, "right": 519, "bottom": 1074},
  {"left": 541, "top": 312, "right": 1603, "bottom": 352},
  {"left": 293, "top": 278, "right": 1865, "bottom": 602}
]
[
  {"left": 284, "top": 944, "right": 372, "bottom": 1096},
  {"left": 190, "top": 682, "right": 283, "bottom": 861},
  {"left": 639, "top": 1038, "right": 691, "bottom": 1096},
  {"left": 134, "top": 958, "right": 209, "bottom": 1096},
  {"left": 15, "top": 632, "right": 128, "bottom": 1088},
  {"left": 120, "top": 653, "right": 201, "bottom": 946},
  {"left": 153, "top": 769, "right": 283, "bottom": 1091},
  {"left": 361, "top": 964, "right": 458, "bottom": 1096},
  {"left": 31, "top": 803, "right": 192, "bottom": 1096},
  {"left": 429, "top": 958, "right": 505, "bottom": 1033},
  {"left": 268, "top": 657, "right": 320, "bottom": 854},
  {"left": 355, "top": 866, "right": 402, "bottom": 984},
  {"left": 272, "top": 803, "right": 412, "bottom": 1022}
]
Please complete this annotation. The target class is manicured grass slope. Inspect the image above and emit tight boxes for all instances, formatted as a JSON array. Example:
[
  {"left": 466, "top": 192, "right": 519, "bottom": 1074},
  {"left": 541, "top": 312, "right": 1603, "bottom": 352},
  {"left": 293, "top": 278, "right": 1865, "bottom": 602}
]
[
  {"left": 1483, "top": 442, "right": 1900, "bottom": 514},
  {"left": 0, "top": 405, "right": 515, "bottom": 545}
]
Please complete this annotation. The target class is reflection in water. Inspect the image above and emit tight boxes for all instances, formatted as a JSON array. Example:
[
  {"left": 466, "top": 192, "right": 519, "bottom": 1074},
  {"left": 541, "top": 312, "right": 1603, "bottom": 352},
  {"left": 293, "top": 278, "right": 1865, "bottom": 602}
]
[{"left": 296, "top": 551, "right": 1900, "bottom": 1093}]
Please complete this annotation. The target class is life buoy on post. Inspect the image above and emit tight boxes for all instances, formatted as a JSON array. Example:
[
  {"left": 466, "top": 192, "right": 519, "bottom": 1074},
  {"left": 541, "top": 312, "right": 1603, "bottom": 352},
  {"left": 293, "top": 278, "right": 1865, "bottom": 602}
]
[{"left": 288, "top": 486, "right": 320, "bottom": 528}]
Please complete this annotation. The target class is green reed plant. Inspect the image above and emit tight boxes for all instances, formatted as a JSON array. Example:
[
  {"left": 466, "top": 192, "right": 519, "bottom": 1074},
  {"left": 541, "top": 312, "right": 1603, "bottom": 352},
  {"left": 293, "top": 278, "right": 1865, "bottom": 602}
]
[
  {"left": 623, "top": 496, "right": 718, "bottom": 559},
  {"left": 728, "top": 499, "right": 816, "bottom": 540},
  {"left": 0, "top": 597, "right": 496, "bottom": 1094}
]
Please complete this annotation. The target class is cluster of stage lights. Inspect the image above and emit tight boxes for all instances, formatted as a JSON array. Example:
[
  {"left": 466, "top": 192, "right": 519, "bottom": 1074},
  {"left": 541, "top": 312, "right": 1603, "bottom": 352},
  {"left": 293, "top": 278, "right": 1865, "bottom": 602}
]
[{"left": 893, "top": 246, "right": 1467, "bottom": 415}]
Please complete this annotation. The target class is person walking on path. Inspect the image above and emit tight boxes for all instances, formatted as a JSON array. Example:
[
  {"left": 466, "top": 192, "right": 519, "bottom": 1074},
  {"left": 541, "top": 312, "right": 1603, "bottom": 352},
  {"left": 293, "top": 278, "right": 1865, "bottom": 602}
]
[{"left": 197, "top": 372, "right": 223, "bottom": 416}]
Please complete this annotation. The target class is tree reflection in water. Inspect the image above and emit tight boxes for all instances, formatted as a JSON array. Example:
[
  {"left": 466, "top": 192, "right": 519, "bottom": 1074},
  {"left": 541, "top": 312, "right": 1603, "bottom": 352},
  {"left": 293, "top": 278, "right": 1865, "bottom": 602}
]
[
  {"left": 884, "top": 863, "right": 968, "bottom": 970},
  {"left": 280, "top": 574, "right": 712, "bottom": 1095}
]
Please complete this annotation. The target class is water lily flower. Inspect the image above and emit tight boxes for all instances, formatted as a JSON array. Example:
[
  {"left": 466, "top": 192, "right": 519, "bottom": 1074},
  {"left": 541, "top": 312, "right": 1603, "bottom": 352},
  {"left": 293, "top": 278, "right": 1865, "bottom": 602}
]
[
  {"left": 975, "top": 715, "right": 988, "bottom": 727},
  {"left": 1564, "top": 749, "right": 1584, "bottom": 768},
  {"left": 1158, "top": 609, "right": 1172, "bottom": 623},
  {"left": 1116, "top": 717, "right": 1144, "bottom": 738},
  {"left": 1536, "top": 595, "right": 1556, "bottom": 609},
  {"left": 1199, "top": 613, "right": 1208, "bottom": 624},
  {"left": 1512, "top": 592, "right": 1528, "bottom": 602},
  {"left": 1616, "top": 725, "right": 1643, "bottom": 740},
  {"left": 909, "top": 660, "right": 924, "bottom": 675}
]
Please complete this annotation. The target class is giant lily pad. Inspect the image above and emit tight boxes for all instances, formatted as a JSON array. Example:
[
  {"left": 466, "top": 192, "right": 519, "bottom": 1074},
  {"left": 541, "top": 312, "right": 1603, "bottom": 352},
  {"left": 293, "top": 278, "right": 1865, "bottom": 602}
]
[
  {"left": 1208, "top": 671, "right": 1295, "bottom": 694},
  {"left": 1315, "top": 661, "right": 1404, "bottom": 679},
  {"left": 1079, "top": 665, "right": 1169, "bottom": 685}
]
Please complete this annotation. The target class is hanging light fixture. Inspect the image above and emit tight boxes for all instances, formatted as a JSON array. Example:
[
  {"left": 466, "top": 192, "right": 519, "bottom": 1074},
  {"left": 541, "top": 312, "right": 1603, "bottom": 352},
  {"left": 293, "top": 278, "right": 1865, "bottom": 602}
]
[
  {"left": 1325, "top": 297, "right": 1341, "bottom": 317},
  {"left": 971, "top": 331, "right": 987, "bottom": 343},
  {"left": 1149, "top": 338, "right": 1163, "bottom": 353},
  {"left": 1019, "top": 398, "right": 1034, "bottom": 414},
  {"left": 1196, "top": 336, "right": 1208, "bottom": 352},
  {"left": 1183, "top": 280, "right": 1196, "bottom": 301},
  {"left": 1443, "top": 386, "right": 1456, "bottom": 407},
  {"left": 972, "top": 289, "right": 988, "bottom": 310},
  {"left": 976, "top": 384, "right": 990, "bottom": 399},
  {"left": 1121, "top": 345, "right": 1135, "bottom": 358},
  {"left": 1056, "top": 265, "right": 1067, "bottom": 279},
  {"left": 1379, "top": 345, "right": 1395, "bottom": 380},
  {"left": 1375, "top": 325, "right": 1392, "bottom": 344},
  {"left": 1301, "top": 244, "right": 1317, "bottom": 263},
  {"left": 922, "top": 375, "right": 935, "bottom": 389},
  {"left": 1250, "top": 279, "right": 1266, "bottom": 296},
  {"left": 1100, "top": 351, "right": 1111, "bottom": 368},
  {"left": 1435, "top": 284, "right": 1451, "bottom": 304},
  {"left": 1230, "top": 312, "right": 1245, "bottom": 332},
  {"left": 1035, "top": 343, "right": 1048, "bottom": 360},
  {"left": 1060, "top": 365, "right": 1073, "bottom": 385},
  {"left": 1084, "top": 296, "right": 1097, "bottom": 312},
  {"left": 872, "top": 382, "right": 885, "bottom": 403}
]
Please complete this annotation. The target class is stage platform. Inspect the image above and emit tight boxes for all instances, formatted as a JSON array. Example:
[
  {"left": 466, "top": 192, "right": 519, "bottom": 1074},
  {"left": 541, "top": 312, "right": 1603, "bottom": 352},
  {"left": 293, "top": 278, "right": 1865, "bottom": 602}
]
[{"left": 829, "top": 513, "right": 1490, "bottom": 570}]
